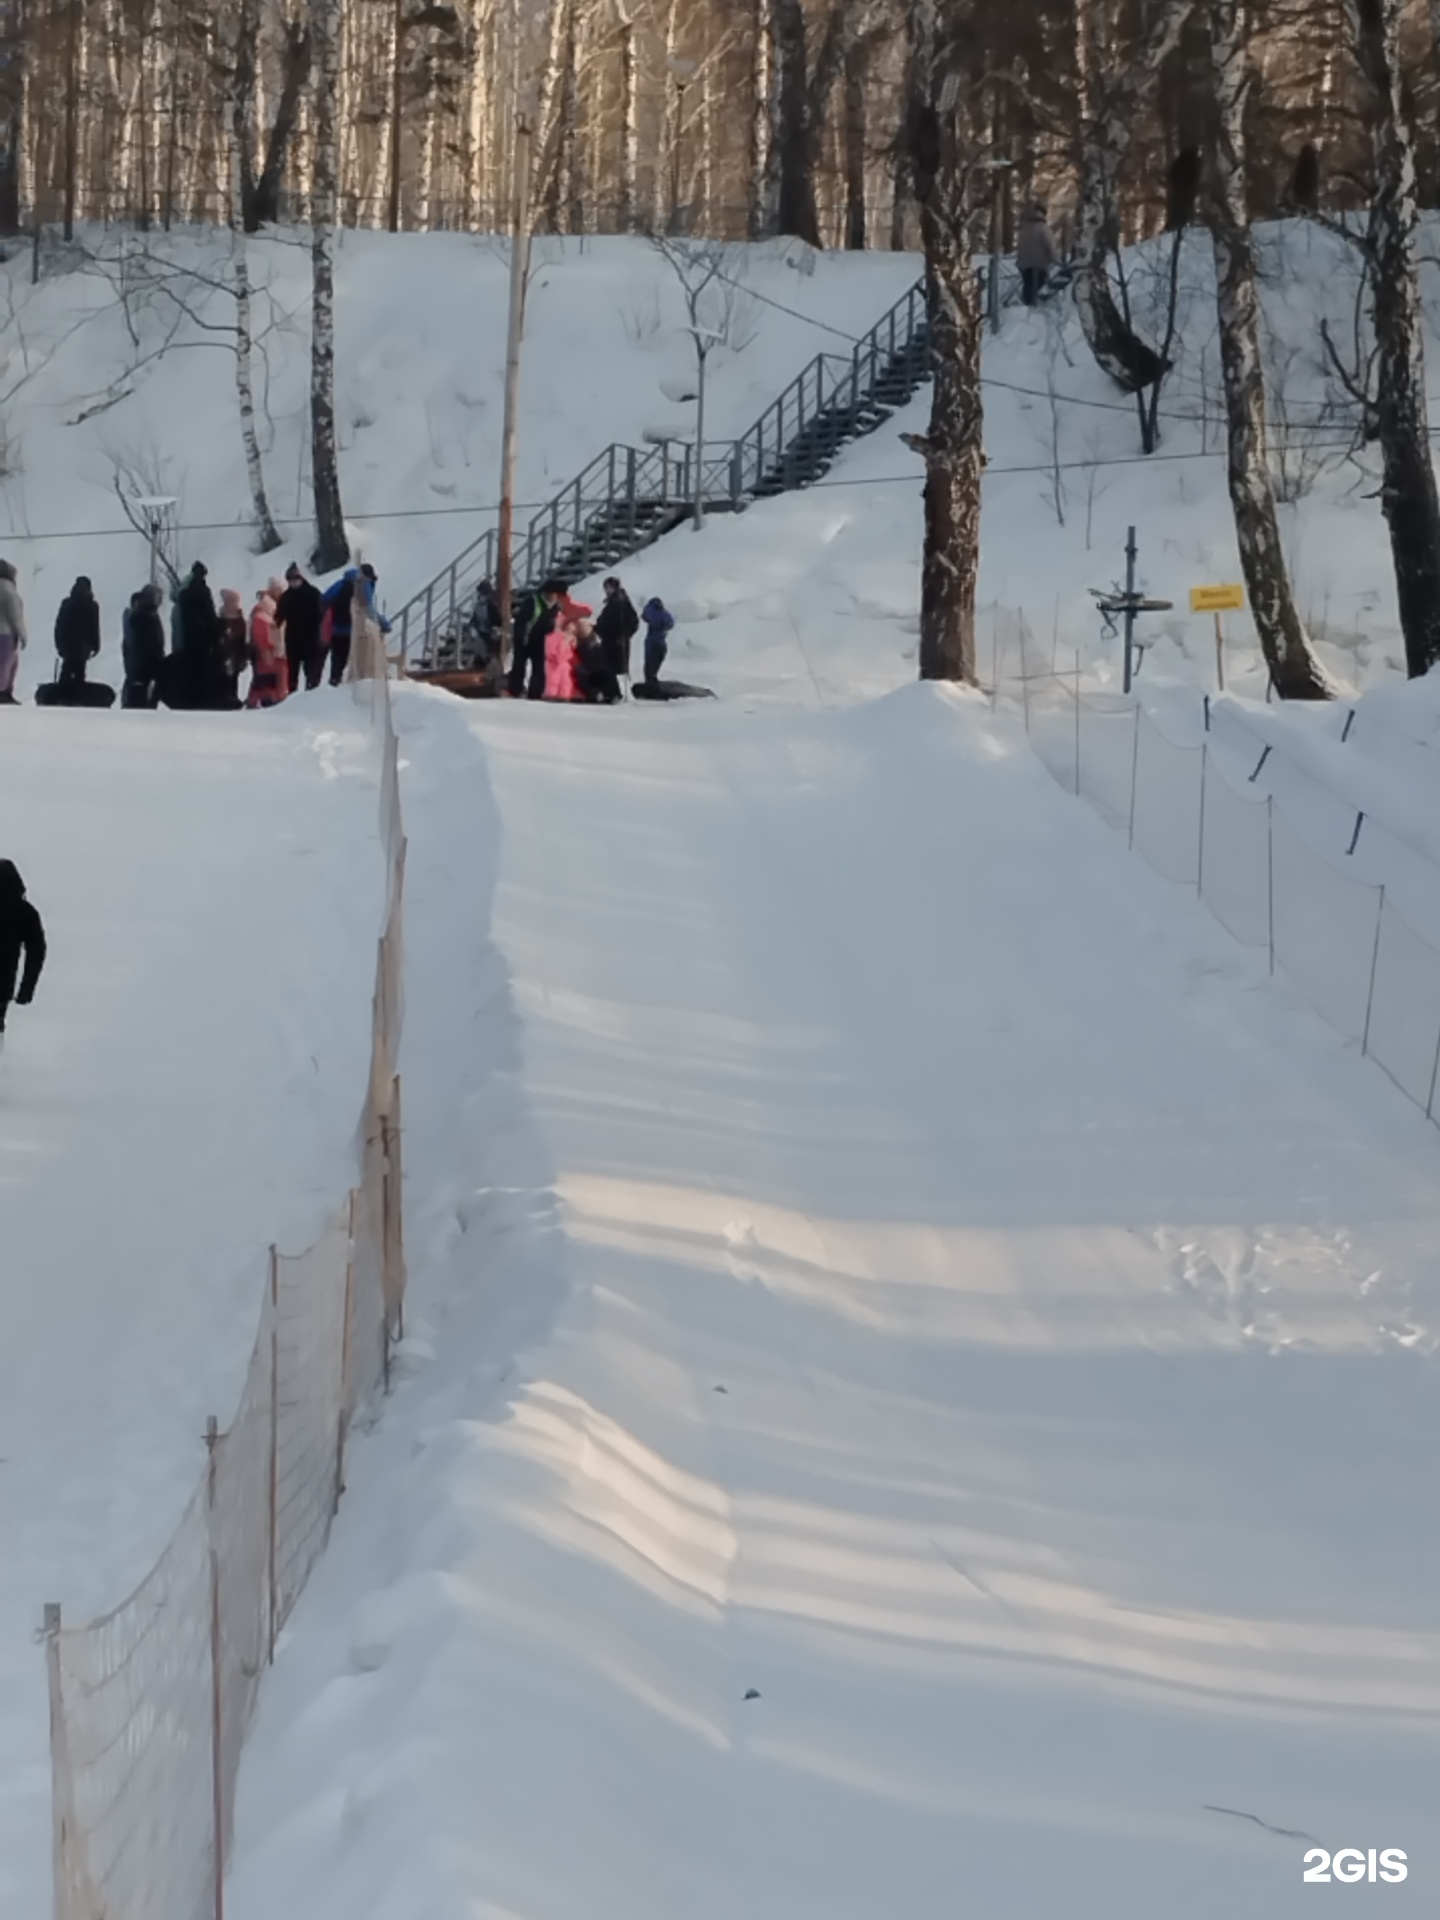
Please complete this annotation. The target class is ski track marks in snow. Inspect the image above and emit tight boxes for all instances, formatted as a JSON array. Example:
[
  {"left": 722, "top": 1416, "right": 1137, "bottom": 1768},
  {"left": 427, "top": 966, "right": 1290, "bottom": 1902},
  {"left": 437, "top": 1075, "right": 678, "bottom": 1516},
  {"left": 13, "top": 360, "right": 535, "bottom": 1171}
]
[{"left": 225, "top": 683, "right": 1439, "bottom": 1920}]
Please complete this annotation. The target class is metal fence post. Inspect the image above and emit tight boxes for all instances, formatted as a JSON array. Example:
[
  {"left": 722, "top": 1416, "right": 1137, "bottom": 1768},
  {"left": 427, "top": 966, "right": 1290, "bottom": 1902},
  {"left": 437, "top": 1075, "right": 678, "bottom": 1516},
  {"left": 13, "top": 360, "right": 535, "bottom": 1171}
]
[
  {"left": 1361, "top": 889, "right": 1385, "bottom": 1059},
  {"left": 1266, "top": 795, "right": 1275, "bottom": 976}
]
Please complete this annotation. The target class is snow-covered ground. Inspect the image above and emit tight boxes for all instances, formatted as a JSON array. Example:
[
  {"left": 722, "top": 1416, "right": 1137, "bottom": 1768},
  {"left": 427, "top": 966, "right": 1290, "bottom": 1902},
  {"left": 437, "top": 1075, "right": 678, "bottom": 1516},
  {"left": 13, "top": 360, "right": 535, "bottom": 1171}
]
[
  {"left": 0, "top": 217, "right": 1435, "bottom": 697},
  {"left": 0, "top": 695, "right": 384, "bottom": 1913},
  {"left": 4, "top": 228, "right": 1440, "bottom": 1920},
  {"left": 0, "top": 230, "right": 917, "bottom": 681},
  {"left": 223, "top": 676, "right": 1439, "bottom": 1920}
]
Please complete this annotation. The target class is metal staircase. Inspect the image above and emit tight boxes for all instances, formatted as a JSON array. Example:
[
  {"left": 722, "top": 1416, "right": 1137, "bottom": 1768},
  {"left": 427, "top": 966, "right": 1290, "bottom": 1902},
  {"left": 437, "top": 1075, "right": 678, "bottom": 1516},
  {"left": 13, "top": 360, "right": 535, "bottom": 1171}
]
[{"left": 394, "top": 276, "right": 930, "bottom": 670}]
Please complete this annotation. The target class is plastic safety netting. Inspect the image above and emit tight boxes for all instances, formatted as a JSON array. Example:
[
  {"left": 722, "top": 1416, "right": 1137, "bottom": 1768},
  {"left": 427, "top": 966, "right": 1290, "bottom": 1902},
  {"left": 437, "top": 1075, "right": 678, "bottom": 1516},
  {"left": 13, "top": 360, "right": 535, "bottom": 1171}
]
[
  {"left": 995, "top": 625, "right": 1440, "bottom": 1136},
  {"left": 48, "top": 597, "right": 408, "bottom": 1920}
]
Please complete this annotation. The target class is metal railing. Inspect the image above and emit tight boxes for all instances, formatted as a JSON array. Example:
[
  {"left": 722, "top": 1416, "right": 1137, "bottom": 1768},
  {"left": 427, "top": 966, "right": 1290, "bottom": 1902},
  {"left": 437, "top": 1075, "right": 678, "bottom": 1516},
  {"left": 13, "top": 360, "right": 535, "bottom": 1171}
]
[{"left": 393, "top": 276, "right": 930, "bottom": 669}]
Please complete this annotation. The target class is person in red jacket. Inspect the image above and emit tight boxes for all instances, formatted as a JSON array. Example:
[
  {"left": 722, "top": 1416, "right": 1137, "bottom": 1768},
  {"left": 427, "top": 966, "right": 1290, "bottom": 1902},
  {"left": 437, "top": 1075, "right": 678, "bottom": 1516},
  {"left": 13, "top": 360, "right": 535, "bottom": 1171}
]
[{"left": 247, "top": 586, "right": 288, "bottom": 708}]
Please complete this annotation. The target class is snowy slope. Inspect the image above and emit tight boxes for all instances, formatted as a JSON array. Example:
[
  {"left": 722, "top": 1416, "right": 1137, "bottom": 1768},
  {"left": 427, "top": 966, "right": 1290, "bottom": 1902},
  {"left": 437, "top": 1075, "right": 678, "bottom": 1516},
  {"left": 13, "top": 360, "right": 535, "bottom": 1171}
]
[
  {"left": 2, "top": 216, "right": 1438, "bottom": 702},
  {"left": 0, "top": 696, "right": 383, "bottom": 1915},
  {"left": 6, "top": 228, "right": 1440, "bottom": 1920},
  {"left": 224, "top": 679, "right": 1439, "bottom": 1920},
  {"left": 0, "top": 231, "right": 917, "bottom": 684}
]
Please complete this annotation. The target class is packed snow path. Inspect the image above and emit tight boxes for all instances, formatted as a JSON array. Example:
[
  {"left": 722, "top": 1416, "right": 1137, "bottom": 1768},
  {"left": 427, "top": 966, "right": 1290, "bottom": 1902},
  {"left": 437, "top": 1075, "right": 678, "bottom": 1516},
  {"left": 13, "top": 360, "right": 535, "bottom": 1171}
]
[
  {"left": 0, "top": 700, "right": 383, "bottom": 1917},
  {"left": 228, "top": 684, "right": 1438, "bottom": 1920}
]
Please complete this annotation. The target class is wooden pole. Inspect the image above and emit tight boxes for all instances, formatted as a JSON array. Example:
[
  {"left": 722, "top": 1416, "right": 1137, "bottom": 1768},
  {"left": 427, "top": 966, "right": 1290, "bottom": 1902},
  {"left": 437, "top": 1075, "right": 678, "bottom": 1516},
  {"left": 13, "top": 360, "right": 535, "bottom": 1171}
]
[
  {"left": 205, "top": 1415, "right": 224, "bottom": 1920},
  {"left": 1214, "top": 611, "right": 1226, "bottom": 692},
  {"left": 44, "top": 1603, "right": 67, "bottom": 1914},
  {"left": 267, "top": 1247, "right": 279, "bottom": 1661},
  {"left": 496, "top": 116, "right": 533, "bottom": 671}
]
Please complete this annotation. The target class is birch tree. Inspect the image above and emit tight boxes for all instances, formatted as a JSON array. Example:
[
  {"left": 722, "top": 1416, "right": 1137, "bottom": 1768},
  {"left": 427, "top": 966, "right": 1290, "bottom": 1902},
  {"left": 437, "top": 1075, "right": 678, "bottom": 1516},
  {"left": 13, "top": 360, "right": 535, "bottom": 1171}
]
[
  {"left": 310, "top": 0, "right": 349, "bottom": 570},
  {"left": 1073, "top": 0, "right": 1193, "bottom": 400},
  {"left": 904, "top": 0, "right": 983, "bottom": 685},
  {"left": 1343, "top": 0, "right": 1440, "bottom": 679},
  {"left": 1206, "top": 0, "right": 1329, "bottom": 699}
]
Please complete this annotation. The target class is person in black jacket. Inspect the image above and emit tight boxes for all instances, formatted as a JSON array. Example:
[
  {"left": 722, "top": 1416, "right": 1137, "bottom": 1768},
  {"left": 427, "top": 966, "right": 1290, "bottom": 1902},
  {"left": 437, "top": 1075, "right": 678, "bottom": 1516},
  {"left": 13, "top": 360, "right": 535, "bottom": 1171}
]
[
  {"left": 0, "top": 858, "right": 45, "bottom": 1046},
  {"left": 594, "top": 577, "right": 640, "bottom": 690},
  {"left": 171, "top": 563, "right": 220, "bottom": 709},
  {"left": 276, "top": 564, "right": 325, "bottom": 693},
  {"left": 54, "top": 576, "right": 101, "bottom": 697},
  {"left": 508, "top": 580, "right": 565, "bottom": 700},
  {"left": 121, "top": 584, "right": 167, "bottom": 708}
]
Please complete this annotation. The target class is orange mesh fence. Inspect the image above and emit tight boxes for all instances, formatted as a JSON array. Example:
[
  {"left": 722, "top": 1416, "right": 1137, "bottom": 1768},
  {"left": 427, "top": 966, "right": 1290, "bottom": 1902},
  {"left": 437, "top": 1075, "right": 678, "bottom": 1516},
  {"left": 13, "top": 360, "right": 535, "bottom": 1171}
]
[{"left": 47, "top": 600, "right": 407, "bottom": 1920}]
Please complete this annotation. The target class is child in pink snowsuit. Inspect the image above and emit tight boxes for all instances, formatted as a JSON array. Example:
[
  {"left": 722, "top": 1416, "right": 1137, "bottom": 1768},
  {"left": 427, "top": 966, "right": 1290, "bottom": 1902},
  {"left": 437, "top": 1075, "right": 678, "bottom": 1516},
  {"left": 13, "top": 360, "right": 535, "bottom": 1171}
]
[
  {"left": 545, "top": 595, "right": 591, "bottom": 702},
  {"left": 246, "top": 587, "right": 288, "bottom": 707}
]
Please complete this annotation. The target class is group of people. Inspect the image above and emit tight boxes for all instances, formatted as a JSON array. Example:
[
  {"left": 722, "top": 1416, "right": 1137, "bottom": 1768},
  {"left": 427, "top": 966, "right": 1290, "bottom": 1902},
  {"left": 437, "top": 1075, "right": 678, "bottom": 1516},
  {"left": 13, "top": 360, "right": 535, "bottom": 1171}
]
[
  {"left": 488, "top": 574, "right": 676, "bottom": 703},
  {"left": 0, "top": 556, "right": 390, "bottom": 711}
]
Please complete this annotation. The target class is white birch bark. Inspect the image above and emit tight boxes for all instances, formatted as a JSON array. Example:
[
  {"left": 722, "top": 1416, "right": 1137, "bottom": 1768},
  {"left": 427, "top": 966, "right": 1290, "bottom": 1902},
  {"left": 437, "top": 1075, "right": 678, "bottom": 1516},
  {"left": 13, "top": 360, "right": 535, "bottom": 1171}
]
[
  {"left": 1340, "top": 0, "right": 1440, "bottom": 679},
  {"left": 615, "top": 0, "right": 639, "bottom": 231},
  {"left": 1206, "top": 0, "right": 1329, "bottom": 697},
  {"left": 310, "top": 0, "right": 349, "bottom": 568}
]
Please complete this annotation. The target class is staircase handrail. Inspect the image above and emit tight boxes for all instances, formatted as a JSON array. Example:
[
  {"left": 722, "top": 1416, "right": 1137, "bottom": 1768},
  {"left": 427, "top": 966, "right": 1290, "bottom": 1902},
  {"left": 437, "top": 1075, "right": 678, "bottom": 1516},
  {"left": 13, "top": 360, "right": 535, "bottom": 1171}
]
[{"left": 391, "top": 274, "right": 928, "bottom": 666}]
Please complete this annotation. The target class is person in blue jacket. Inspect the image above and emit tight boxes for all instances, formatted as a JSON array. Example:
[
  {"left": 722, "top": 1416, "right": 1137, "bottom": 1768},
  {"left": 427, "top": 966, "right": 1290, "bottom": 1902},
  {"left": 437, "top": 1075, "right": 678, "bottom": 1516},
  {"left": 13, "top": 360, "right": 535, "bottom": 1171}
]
[
  {"left": 641, "top": 597, "right": 674, "bottom": 685},
  {"left": 322, "top": 563, "right": 391, "bottom": 686}
]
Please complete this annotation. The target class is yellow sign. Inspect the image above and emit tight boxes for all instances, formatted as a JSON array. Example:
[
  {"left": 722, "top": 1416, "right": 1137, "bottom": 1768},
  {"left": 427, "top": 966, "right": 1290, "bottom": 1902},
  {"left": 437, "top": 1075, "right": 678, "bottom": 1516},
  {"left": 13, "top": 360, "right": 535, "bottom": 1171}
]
[{"left": 1190, "top": 583, "right": 1246, "bottom": 614}]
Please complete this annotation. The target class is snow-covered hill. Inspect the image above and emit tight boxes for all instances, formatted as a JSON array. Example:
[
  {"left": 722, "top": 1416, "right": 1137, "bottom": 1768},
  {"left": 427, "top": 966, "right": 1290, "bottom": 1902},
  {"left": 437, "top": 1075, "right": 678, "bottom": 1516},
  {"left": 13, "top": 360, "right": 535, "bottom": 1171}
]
[
  {"left": 4, "top": 230, "right": 1440, "bottom": 1920},
  {"left": 0, "top": 217, "right": 1435, "bottom": 696}
]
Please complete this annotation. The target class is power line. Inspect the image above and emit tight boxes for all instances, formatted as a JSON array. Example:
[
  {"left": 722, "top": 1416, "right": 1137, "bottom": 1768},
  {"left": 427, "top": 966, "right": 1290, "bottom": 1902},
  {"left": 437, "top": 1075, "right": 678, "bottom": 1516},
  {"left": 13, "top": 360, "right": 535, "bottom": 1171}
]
[{"left": 0, "top": 428, "right": 1393, "bottom": 545}]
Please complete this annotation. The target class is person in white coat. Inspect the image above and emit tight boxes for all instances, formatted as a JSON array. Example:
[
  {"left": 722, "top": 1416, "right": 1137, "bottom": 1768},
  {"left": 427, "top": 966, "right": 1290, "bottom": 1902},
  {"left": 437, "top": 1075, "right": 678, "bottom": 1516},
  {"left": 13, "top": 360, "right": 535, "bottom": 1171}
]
[{"left": 0, "top": 559, "right": 28, "bottom": 704}]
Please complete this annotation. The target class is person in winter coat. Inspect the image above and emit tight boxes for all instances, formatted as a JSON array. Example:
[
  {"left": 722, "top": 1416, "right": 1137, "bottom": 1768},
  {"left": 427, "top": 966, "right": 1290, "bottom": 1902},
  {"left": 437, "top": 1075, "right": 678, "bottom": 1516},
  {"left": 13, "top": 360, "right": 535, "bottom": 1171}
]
[
  {"left": 1016, "top": 204, "right": 1057, "bottom": 306},
  {"left": 54, "top": 576, "right": 101, "bottom": 696},
  {"left": 0, "top": 558, "right": 28, "bottom": 705},
  {"left": 276, "top": 563, "right": 325, "bottom": 693},
  {"left": 247, "top": 585, "right": 288, "bottom": 708},
  {"left": 544, "top": 595, "right": 592, "bottom": 702},
  {"left": 171, "top": 563, "right": 220, "bottom": 709},
  {"left": 322, "top": 562, "right": 391, "bottom": 686},
  {"left": 0, "top": 858, "right": 45, "bottom": 1046},
  {"left": 508, "top": 581, "right": 565, "bottom": 700},
  {"left": 215, "top": 588, "right": 248, "bottom": 709},
  {"left": 121, "top": 584, "right": 167, "bottom": 708},
  {"left": 595, "top": 577, "right": 640, "bottom": 688},
  {"left": 464, "top": 578, "right": 504, "bottom": 668},
  {"left": 641, "top": 597, "right": 675, "bottom": 685},
  {"left": 574, "top": 625, "right": 621, "bottom": 704}
]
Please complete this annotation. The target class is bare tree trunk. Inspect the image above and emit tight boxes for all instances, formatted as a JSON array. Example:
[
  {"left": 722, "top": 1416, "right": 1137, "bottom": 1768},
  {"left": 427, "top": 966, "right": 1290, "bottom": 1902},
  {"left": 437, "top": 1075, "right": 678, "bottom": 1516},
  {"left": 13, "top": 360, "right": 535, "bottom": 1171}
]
[
  {"left": 251, "top": 18, "right": 312, "bottom": 228},
  {"left": 232, "top": 0, "right": 260, "bottom": 230},
  {"left": 1345, "top": 0, "right": 1440, "bottom": 679},
  {"left": 1207, "top": 0, "right": 1329, "bottom": 698},
  {"left": 387, "top": 0, "right": 406, "bottom": 229},
  {"left": 1073, "top": 0, "right": 1190, "bottom": 398},
  {"left": 63, "top": 0, "right": 79, "bottom": 238},
  {"left": 616, "top": 1, "right": 638, "bottom": 230},
  {"left": 908, "top": 0, "right": 982, "bottom": 684},
  {"left": 311, "top": 0, "right": 349, "bottom": 571},
  {"left": 748, "top": 0, "right": 782, "bottom": 238},
  {"left": 773, "top": 0, "right": 818, "bottom": 243},
  {"left": 843, "top": 33, "right": 869, "bottom": 250},
  {"left": 234, "top": 248, "right": 283, "bottom": 549}
]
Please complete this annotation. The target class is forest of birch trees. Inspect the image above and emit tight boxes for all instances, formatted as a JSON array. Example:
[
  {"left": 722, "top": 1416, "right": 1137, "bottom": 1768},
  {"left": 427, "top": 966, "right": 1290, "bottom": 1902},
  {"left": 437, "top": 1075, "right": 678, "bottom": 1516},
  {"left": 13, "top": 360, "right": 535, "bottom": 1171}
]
[{"left": 5, "top": 0, "right": 1440, "bottom": 252}]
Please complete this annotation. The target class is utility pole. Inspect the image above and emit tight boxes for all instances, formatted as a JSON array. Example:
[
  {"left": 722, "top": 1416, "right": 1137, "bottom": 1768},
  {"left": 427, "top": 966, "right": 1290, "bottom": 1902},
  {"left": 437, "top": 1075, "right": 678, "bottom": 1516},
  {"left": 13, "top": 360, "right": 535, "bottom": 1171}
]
[{"left": 496, "top": 117, "right": 533, "bottom": 669}]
